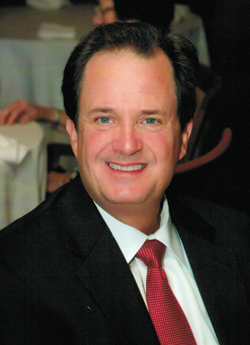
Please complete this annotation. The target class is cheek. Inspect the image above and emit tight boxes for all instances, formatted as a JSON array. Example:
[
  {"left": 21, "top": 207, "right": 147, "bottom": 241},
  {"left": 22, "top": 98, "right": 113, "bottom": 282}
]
[
  {"left": 148, "top": 132, "right": 180, "bottom": 163},
  {"left": 78, "top": 129, "right": 110, "bottom": 162}
]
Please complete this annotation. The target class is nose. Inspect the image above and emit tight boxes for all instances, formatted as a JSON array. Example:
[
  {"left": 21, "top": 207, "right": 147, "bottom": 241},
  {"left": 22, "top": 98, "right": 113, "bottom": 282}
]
[{"left": 112, "top": 124, "right": 143, "bottom": 156}]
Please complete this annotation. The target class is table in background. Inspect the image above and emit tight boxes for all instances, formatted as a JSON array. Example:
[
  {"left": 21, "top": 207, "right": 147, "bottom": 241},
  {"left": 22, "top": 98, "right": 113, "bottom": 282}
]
[
  {"left": 0, "top": 4, "right": 94, "bottom": 111},
  {"left": 0, "top": 122, "right": 46, "bottom": 229}
]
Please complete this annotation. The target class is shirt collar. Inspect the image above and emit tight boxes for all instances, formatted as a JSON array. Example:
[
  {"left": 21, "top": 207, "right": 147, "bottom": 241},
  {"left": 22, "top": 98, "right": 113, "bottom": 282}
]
[{"left": 94, "top": 198, "right": 187, "bottom": 267}]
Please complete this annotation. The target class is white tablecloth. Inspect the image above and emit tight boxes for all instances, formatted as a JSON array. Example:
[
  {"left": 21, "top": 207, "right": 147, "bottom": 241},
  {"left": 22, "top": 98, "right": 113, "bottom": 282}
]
[
  {"left": 0, "top": 122, "right": 46, "bottom": 229},
  {"left": 0, "top": 38, "right": 77, "bottom": 110},
  {"left": 0, "top": 5, "right": 95, "bottom": 110}
]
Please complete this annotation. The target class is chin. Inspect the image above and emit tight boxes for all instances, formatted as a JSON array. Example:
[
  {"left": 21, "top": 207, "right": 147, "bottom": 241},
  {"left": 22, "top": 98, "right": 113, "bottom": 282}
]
[{"left": 101, "top": 188, "right": 154, "bottom": 206}]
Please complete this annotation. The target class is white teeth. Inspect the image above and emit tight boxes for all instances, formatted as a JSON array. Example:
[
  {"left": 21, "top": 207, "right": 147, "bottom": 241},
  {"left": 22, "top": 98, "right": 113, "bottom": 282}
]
[{"left": 108, "top": 163, "right": 146, "bottom": 171}]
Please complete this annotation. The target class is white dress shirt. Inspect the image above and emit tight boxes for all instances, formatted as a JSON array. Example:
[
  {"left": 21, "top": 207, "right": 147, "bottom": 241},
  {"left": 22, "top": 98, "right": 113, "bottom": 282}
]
[{"left": 94, "top": 199, "right": 219, "bottom": 345}]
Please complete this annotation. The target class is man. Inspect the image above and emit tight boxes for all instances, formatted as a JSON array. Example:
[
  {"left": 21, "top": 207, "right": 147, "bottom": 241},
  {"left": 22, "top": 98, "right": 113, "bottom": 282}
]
[{"left": 0, "top": 22, "right": 250, "bottom": 345}]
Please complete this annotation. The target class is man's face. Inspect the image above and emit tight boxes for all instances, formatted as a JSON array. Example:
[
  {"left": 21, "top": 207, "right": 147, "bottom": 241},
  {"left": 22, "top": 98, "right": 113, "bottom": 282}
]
[{"left": 67, "top": 49, "right": 192, "bottom": 212}]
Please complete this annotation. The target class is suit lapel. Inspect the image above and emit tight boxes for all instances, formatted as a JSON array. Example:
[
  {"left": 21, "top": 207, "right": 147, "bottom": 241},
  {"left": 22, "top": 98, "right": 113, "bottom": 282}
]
[
  {"left": 77, "top": 229, "right": 160, "bottom": 344},
  {"left": 169, "top": 194, "right": 250, "bottom": 345},
  {"left": 61, "top": 176, "right": 160, "bottom": 345}
]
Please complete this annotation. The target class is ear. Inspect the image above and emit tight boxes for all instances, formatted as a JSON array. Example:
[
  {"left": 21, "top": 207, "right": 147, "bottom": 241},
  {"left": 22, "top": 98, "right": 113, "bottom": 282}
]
[
  {"left": 66, "top": 118, "right": 78, "bottom": 158},
  {"left": 178, "top": 119, "right": 193, "bottom": 161}
]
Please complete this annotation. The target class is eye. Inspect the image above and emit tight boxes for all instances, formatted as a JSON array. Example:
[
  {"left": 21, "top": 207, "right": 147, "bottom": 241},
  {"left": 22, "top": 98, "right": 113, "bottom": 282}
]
[
  {"left": 143, "top": 118, "right": 158, "bottom": 125},
  {"left": 97, "top": 117, "right": 112, "bottom": 124}
]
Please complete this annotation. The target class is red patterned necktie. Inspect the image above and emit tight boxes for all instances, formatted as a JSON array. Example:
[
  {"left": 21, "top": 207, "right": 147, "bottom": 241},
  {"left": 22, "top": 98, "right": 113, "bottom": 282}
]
[{"left": 136, "top": 239, "right": 197, "bottom": 345}]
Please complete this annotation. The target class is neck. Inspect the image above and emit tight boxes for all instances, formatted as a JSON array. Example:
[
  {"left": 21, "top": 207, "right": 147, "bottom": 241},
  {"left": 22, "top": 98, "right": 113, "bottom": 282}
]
[{"left": 97, "top": 200, "right": 162, "bottom": 235}]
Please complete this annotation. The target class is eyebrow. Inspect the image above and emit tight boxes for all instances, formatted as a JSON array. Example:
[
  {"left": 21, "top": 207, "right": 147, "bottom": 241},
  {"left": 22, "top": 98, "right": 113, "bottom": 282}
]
[
  {"left": 88, "top": 108, "right": 115, "bottom": 116},
  {"left": 141, "top": 110, "right": 162, "bottom": 115},
  {"left": 88, "top": 108, "right": 163, "bottom": 116}
]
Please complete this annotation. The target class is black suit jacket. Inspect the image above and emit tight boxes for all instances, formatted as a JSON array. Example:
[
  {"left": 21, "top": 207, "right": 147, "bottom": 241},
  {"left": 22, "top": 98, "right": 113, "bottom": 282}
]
[{"left": 1, "top": 175, "right": 250, "bottom": 345}]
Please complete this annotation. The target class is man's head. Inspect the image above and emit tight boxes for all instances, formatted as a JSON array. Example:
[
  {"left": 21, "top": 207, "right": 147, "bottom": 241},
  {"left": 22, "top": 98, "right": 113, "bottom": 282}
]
[
  {"left": 62, "top": 22, "right": 198, "bottom": 132},
  {"left": 63, "top": 22, "right": 198, "bottom": 224}
]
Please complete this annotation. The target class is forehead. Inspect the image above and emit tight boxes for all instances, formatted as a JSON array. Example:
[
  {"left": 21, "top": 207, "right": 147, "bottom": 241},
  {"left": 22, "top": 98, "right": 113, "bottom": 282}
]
[
  {"left": 81, "top": 47, "right": 176, "bottom": 93},
  {"left": 78, "top": 48, "right": 178, "bottom": 123}
]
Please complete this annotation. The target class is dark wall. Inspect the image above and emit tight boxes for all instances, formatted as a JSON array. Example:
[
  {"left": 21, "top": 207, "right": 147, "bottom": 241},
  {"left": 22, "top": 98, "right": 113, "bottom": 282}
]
[
  {"left": 212, "top": 0, "right": 250, "bottom": 41},
  {"left": 0, "top": 0, "right": 96, "bottom": 5},
  {"left": 173, "top": 0, "right": 250, "bottom": 214},
  {"left": 0, "top": 0, "right": 25, "bottom": 6}
]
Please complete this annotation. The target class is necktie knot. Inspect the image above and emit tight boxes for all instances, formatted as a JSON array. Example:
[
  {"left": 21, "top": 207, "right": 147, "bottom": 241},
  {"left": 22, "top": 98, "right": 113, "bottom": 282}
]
[{"left": 136, "top": 239, "right": 165, "bottom": 268}]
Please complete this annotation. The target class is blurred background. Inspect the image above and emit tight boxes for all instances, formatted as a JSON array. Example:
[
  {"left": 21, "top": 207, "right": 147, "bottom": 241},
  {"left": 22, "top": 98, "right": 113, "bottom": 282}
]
[{"left": 171, "top": 0, "right": 250, "bottom": 216}]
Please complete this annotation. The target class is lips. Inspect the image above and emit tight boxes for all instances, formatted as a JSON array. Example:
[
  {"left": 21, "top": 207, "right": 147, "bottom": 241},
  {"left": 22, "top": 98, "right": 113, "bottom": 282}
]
[{"left": 107, "top": 162, "right": 146, "bottom": 171}]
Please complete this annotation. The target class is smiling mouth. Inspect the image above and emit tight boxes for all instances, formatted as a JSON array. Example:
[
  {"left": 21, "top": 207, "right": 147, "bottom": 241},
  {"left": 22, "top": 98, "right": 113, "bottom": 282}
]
[{"left": 107, "top": 163, "right": 146, "bottom": 171}]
